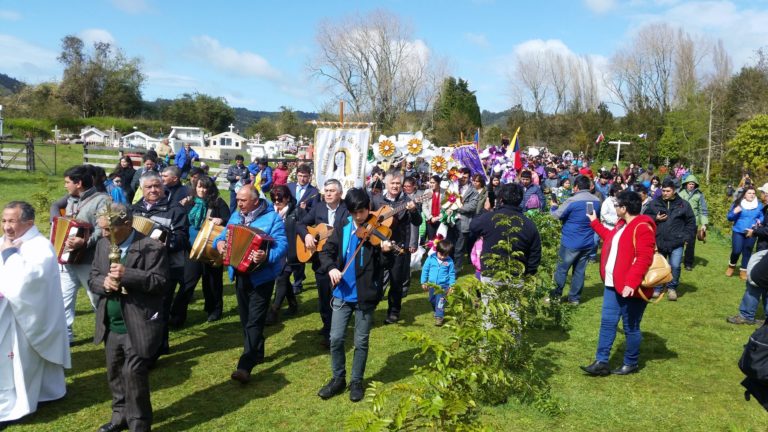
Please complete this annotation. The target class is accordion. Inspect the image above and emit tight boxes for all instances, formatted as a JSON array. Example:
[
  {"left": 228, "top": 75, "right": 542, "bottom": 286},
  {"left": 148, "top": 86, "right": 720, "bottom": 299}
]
[
  {"left": 132, "top": 215, "right": 169, "bottom": 244},
  {"left": 223, "top": 225, "right": 273, "bottom": 273},
  {"left": 50, "top": 216, "right": 93, "bottom": 264}
]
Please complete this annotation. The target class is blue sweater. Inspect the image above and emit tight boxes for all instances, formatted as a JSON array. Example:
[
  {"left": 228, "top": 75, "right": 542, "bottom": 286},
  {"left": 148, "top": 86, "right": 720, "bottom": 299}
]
[
  {"left": 728, "top": 202, "right": 765, "bottom": 234},
  {"left": 420, "top": 254, "right": 456, "bottom": 288},
  {"left": 214, "top": 200, "right": 287, "bottom": 286},
  {"left": 551, "top": 190, "right": 602, "bottom": 250}
]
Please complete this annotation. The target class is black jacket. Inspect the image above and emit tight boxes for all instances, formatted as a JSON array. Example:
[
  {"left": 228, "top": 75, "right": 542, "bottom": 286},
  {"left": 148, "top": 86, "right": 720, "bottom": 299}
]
[
  {"left": 317, "top": 217, "right": 391, "bottom": 308},
  {"left": 643, "top": 194, "right": 696, "bottom": 253},
  {"left": 131, "top": 196, "right": 190, "bottom": 269},
  {"left": 283, "top": 202, "right": 306, "bottom": 265},
  {"left": 372, "top": 192, "right": 422, "bottom": 249},
  {"left": 468, "top": 204, "right": 542, "bottom": 275},
  {"left": 754, "top": 206, "right": 768, "bottom": 252}
]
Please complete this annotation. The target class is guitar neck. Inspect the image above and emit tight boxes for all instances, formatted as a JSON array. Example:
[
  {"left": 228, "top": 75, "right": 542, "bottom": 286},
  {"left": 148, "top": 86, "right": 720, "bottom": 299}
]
[{"left": 380, "top": 193, "right": 429, "bottom": 220}]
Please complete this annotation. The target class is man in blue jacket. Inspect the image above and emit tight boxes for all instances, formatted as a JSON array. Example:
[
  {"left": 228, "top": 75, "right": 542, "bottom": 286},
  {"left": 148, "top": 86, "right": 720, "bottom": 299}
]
[
  {"left": 550, "top": 175, "right": 601, "bottom": 305},
  {"left": 174, "top": 143, "right": 199, "bottom": 180},
  {"left": 215, "top": 186, "right": 287, "bottom": 384}
]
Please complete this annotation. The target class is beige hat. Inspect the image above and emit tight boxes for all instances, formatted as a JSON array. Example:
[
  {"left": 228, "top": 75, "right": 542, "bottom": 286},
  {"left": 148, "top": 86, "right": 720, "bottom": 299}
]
[{"left": 759, "top": 183, "right": 768, "bottom": 194}]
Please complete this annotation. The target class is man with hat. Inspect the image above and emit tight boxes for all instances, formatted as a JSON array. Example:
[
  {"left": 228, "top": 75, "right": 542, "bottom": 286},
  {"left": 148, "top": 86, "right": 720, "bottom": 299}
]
[{"left": 678, "top": 174, "right": 709, "bottom": 271}]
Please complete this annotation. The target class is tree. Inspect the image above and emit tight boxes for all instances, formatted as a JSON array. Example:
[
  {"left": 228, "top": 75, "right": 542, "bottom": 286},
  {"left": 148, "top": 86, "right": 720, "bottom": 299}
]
[
  {"left": 310, "top": 10, "right": 446, "bottom": 129},
  {"left": 246, "top": 117, "right": 277, "bottom": 140},
  {"left": 57, "top": 35, "right": 144, "bottom": 117},
  {"left": 727, "top": 114, "right": 768, "bottom": 177},
  {"left": 161, "top": 93, "right": 235, "bottom": 132},
  {"left": 431, "top": 77, "right": 481, "bottom": 145}
]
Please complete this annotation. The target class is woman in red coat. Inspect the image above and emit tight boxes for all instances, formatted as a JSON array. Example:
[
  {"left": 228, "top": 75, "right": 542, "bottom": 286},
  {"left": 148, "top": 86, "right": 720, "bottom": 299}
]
[{"left": 580, "top": 191, "right": 656, "bottom": 376}]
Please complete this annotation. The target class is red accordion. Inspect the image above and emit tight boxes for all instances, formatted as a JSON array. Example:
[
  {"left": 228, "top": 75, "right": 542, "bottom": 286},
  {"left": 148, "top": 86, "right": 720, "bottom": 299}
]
[
  {"left": 50, "top": 216, "right": 93, "bottom": 264},
  {"left": 223, "top": 225, "right": 273, "bottom": 273}
]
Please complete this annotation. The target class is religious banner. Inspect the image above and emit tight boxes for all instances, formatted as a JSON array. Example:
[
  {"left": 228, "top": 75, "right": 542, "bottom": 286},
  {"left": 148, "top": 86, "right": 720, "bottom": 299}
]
[{"left": 314, "top": 127, "right": 371, "bottom": 196}]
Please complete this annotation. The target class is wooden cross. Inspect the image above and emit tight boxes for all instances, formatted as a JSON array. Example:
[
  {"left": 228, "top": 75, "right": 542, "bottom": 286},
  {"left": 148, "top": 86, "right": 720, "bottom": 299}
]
[
  {"left": 608, "top": 140, "right": 631, "bottom": 165},
  {"left": 8, "top": 351, "right": 14, "bottom": 360}
]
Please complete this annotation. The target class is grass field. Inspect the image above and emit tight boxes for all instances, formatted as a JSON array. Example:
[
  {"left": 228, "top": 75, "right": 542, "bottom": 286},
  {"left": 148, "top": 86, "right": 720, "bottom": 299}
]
[{"left": 2, "top": 146, "right": 768, "bottom": 431}]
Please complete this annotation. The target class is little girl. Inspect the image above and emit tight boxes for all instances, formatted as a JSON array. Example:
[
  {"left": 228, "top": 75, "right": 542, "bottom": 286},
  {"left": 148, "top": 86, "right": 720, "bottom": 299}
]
[{"left": 421, "top": 240, "right": 456, "bottom": 326}]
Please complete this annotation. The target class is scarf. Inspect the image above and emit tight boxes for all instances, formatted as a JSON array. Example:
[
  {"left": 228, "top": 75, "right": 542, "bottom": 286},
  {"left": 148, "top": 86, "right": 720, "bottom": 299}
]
[
  {"left": 278, "top": 205, "right": 289, "bottom": 221},
  {"left": 188, "top": 196, "right": 208, "bottom": 229},
  {"left": 431, "top": 191, "right": 441, "bottom": 218},
  {"left": 741, "top": 198, "right": 758, "bottom": 211}
]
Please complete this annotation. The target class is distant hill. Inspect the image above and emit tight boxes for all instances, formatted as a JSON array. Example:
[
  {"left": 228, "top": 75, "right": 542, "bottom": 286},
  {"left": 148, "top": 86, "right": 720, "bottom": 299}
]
[
  {"left": 233, "top": 108, "right": 319, "bottom": 130},
  {"left": 0, "top": 73, "right": 25, "bottom": 96},
  {"left": 481, "top": 109, "right": 514, "bottom": 127}
]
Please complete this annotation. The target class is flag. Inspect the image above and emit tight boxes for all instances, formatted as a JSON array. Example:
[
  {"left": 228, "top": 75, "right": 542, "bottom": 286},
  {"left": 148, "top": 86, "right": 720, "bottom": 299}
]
[
  {"left": 638, "top": 133, "right": 647, "bottom": 139},
  {"left": 474, "top": 128, "right": 480, "bottom": 150},
  {"left": 595, "top": 131, "right": 605, "bottom": 144},
  {"left": 505, "top": 127, "right": 522, "bottom": 171}
]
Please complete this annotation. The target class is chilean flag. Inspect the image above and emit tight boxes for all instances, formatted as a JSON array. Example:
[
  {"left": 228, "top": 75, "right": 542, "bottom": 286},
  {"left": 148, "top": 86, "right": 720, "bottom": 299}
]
[
  {"left": 506, "top": 127, "right": 523, "bottom": 171},
  {"left": 595, "top": 131, "right": 605, "bottom": 144}
]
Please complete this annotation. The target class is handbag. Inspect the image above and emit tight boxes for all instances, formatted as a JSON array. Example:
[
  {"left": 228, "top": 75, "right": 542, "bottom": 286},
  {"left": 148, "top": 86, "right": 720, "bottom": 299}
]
[{"left": 632, "top": 222, "right": 672, "bottom": 302}]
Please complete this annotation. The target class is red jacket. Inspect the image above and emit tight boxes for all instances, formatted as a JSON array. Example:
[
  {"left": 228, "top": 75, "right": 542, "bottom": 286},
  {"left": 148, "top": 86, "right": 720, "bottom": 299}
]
[
  {"left": 590, "top": 215, "right": 656, "bottom": 299},
  {"left": 272, "top": 167, "right": 289, "bottom": 186}
]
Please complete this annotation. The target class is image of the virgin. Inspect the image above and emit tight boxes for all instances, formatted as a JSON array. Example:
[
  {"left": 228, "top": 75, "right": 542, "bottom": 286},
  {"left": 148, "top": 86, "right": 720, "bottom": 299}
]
[{"left": 330, "top": 148, "right": 350, "bottom": 179}]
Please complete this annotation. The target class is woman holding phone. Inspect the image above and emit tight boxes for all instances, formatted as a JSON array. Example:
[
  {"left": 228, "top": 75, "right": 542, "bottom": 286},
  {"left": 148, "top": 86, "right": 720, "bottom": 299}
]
[
  {"left": 726, "top": 186, "right": 764, "bottom": 280},
  {"left": 581, "top": 191, "right": 657, "bottom": 376}
]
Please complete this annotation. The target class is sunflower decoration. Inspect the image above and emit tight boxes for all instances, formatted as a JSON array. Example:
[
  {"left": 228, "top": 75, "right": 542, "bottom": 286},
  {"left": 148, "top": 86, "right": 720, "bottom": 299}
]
[
  {"left": 396, "top": 131, "right": 433, "bottom": 162},
  {"left": 373, "top": 135, "right": 398, "bottom": 160},
  {"left": 430, "top": 155, "right": 447, "bottom": 174}
]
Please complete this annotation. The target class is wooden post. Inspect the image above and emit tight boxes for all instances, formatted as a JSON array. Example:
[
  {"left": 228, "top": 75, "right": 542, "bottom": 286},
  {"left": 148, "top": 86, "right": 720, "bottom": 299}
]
[{"left": 339, "top": 100, "right": 344, "bottom": 124}]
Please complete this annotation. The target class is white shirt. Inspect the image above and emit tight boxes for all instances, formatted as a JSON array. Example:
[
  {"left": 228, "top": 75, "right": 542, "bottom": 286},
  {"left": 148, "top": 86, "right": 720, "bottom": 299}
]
[
  {"left": 327, "top": 204, "right": 338, "bottom": 227},
  {"left": 605, "top": 225, "right": 626, "bottom": 288}
]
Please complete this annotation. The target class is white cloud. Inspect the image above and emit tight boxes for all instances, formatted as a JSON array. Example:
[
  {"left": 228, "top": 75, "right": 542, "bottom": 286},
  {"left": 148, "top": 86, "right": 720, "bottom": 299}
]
[
  {"left": 584, "top": 0, "right": 617, "bottom": 13},
  {"left": 464, "top": 32, "right": 489, "bottom": 48},
  {"left": 144, "top": 71, "right": 199, "bottom": 89},
  {"left": 190, "top": 35, "right": 280, "bottom": 80},
  {"left": 0, "top": 34, "right": 58, "bottom": 82},
  {"left": 0, "top": 10, "right": 21, "bottom": 20},
  {"left": 513, "top": 39, "right": 574, "bottom": 57},
  {"left": 110, "top": 0, "right": 150, "bottom": 14},
  {"left": 78, "top": 29, "right": 116, "bottom": 46}
]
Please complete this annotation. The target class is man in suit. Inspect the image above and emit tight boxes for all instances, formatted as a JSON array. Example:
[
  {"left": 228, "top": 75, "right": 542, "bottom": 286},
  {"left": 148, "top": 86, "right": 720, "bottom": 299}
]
[
  {"left": 287, "top": 164, "right": 320, "bottom": 294},
  {"left": 89, "top": 203, "right": 169, "bottom": 432},
  {"left": 297, "top": 179, "right": 349, "bottom": 347},
  {"left": 448, "top": 167, "right": 479, "bottom": 270},
  {"left": 372, "top": 170, "right": 422, "bottom": 324}
]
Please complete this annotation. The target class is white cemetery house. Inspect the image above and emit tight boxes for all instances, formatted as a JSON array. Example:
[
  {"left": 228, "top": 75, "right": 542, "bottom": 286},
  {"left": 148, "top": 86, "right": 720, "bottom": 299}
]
[
  {"left": 80, "top": 126, "right": 122, "bottom": 146},
  {"left": 202, "top": 124, "right": 249, "bottom": 159},
  {"left": 167, "top": 126, "right": 206, "bottom": 154},
  {"left": 121, "top": 131, "right": 161, "bottom": 149}
]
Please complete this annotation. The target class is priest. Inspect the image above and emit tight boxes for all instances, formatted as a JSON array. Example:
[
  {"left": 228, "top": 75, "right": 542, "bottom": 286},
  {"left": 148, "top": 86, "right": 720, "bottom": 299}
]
[{"left": 0, "top": 201, "right": 71, "bottom": 423}]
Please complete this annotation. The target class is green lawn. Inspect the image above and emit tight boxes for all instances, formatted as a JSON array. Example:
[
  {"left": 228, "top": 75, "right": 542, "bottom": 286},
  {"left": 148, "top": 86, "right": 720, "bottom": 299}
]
[{"left": 2, "top": 147, "right": 768, "bottom": 431}]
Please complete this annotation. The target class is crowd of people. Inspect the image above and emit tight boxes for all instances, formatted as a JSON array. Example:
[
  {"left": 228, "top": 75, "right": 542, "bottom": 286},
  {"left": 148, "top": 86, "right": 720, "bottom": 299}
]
[{"left": 3, "top": 145, "right": 768, "bottom": 431}]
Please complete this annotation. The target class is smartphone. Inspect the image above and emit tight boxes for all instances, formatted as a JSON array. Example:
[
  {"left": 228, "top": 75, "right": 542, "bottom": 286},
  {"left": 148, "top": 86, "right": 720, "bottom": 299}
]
[{"left": 586, "top": 202, "right": 594, "bottom": 215}]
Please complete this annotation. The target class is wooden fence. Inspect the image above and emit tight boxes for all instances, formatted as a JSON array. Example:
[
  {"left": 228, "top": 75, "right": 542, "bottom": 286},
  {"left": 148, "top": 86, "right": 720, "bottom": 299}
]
[{"left": 0, "top": 139, "right": 58, "bottom": 174}]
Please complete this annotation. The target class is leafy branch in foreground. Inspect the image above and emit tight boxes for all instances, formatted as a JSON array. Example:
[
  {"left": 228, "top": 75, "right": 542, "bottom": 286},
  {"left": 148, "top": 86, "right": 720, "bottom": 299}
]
[{"left": 346, "top": 213, "right": 562, "bottom": 431}]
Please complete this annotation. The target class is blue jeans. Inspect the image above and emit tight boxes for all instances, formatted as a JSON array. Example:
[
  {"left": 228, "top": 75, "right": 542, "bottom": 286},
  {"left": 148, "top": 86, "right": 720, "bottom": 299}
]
[
  {"left": 731, "top": 232, "right": 756, "bottom": 270},
  {"left": 656, "top": 246, "right": 683, "bottom": 292},
  {"left": 428, "top": 287, "right": 447, "bottom": 318},
  {"left": 738, "top": 281, "right": 768, "bottom": 321},
  {"left": 329, "top": 297, "right": 375, "bottom": 382},
  {"left": 596, "top": 287, "right": 648, "bottom": 366},
  {"left": 553, "top": 245, "right": 591, "bottom": 302}
]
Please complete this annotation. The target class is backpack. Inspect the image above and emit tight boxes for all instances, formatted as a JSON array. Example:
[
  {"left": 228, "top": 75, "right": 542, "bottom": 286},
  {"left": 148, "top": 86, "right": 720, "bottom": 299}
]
[{"left": 739, "top": 321, "right": 768, "bottom": 411}]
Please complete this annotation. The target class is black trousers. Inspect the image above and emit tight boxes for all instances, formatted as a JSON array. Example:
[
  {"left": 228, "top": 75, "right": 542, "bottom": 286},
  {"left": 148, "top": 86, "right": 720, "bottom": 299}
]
[
  {"left": 105, "top": 332, "right": 153, "bottom": 432},
  {"left": 290, "top": 263, "right": 306, "bottom": 293},
  {"left": 425, "top": 220, "right": 440, "bottom": 241},
  {"left": 172, "top": 259, "right": 224, "bottom": 322},
  {"left": 683, "top": 225, "right": 698, "bottom": 268},
  {"left": 386, "top": 252, "right": 412, "bottom": 317},
  {"left": 449, "top": 227, "right": 469, "bottom": 270},
  {"left": 273, "top": 264, "right": 298, "bottom": 309},
  {"left": 235, "top": 277, "right": 274, "bottom": 372},
  {"left": 314, "top": 271, "right": 333, "bottom": 338},
  {"left": 158, "top": 269, "right": 183, "bottom": 356}
]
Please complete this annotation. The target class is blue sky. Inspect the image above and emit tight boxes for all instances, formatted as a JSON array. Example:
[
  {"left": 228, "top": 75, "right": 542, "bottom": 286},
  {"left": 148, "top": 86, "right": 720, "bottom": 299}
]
[{"left": 1, "top": 0, "right": 767, "bottom": 114}]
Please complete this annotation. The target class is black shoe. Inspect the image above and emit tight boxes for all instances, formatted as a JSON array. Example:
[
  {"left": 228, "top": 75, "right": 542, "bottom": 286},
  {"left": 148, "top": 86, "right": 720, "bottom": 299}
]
[
  {"left": 383, "top": 314, "right": 399, "bottom": 325},
  {"left": 168, "top": 316, "right": 184, "bottom": 329},
  {"left": 349, "top": 380, "right": 365, "bottom": 402},
  {"left": 318, "top": 377, "right": 346, "bottom": 399},
  {"left": 285, "top": 299, "right": 298, "bottom": 316},
  {"left": 319, "top": 337, "right": 330, "bottom": 350},
  {"left": 580, "top": 361, "right": 611, "bottom": 376},
  {"left": 206, "top": 311, "right": 222, "bottom": 322},
  {"left": 98, "top": 422, "right": 128, "bottom": 432},
  {"left": 265, "top": 307, "right": 279, "bottom": 326},
  {"left": 684, "top": 265, "right": 693, "bottom": 271},
  {"left": 612, "top": 364, "right": 640, "bottom": 375}
]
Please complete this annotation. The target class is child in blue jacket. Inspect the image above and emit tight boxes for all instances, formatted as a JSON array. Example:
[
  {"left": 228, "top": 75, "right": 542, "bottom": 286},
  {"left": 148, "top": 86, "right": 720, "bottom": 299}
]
[{"left": 421, "top": 240, "right": 456, "bottom": 326}]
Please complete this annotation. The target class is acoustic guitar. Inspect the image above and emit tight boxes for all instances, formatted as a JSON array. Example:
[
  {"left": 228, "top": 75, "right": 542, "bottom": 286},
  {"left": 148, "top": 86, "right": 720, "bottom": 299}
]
[{"left": 296, "top": 223, "right": 334, "bottom": 263}]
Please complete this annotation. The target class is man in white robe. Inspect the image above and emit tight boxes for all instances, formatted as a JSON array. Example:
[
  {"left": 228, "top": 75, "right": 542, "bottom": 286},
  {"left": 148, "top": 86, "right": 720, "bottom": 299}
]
[{"left": 0, "top": 201, "right": 71, "bottom": 423}]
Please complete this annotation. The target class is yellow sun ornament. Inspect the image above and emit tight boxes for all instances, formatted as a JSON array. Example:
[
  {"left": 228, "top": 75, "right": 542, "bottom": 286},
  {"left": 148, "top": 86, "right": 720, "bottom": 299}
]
[
  {"left": 379, "top": 140, "right": 395, "bottom": 158},
  {"left": 431, "top": 156, "right": 447, "bottom": 174},
  {"left": 406, "top": 138, "right": 423, "bottom": 155}
]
